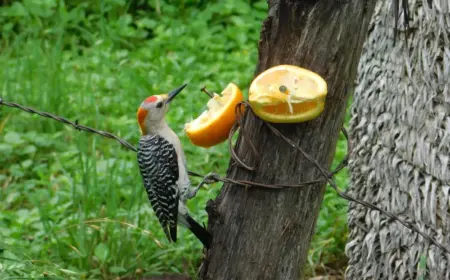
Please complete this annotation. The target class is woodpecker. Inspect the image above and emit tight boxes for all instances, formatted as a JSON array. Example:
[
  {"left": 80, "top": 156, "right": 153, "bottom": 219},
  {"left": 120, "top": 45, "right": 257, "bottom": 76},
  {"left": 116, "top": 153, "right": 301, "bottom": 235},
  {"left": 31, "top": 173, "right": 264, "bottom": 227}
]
[{"left": 136, "top": 84, "right": 212, "bottom": 248}]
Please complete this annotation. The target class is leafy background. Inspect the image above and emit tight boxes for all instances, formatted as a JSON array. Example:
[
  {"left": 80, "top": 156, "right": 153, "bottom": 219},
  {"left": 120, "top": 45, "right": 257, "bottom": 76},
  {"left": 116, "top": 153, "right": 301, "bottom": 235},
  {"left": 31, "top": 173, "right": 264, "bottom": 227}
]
[{"left": 0, "top": 0, "right": 349, "bottom": 279}]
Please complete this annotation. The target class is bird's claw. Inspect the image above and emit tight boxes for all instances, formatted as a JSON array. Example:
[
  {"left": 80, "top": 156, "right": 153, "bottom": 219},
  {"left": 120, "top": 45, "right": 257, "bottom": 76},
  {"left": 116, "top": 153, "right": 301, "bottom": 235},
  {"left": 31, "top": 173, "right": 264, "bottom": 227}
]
[
  {"left": 202, "top": 172, "right": 220, "bottom": 185},
  {"left": 186, "top": 172, "right": 220, "bottom": 200}
]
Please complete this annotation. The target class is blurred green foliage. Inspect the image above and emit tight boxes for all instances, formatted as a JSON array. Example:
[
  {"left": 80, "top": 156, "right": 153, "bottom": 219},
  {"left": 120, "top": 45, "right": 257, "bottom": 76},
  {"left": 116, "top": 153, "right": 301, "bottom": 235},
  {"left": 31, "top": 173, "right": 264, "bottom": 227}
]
[{"left": 0, "top": 0, "right": 349, "bottom": 279}]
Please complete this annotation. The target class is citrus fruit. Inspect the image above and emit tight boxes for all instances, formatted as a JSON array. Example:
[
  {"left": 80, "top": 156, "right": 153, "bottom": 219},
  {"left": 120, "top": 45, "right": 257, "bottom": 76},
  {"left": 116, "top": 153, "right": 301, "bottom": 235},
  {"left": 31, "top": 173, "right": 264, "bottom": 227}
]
[
  {"left": 184, "top": 83, "right": 244, "bottom": 148},
  {"left": 248, "top": 64, "right": 327, "bottom": 123}
]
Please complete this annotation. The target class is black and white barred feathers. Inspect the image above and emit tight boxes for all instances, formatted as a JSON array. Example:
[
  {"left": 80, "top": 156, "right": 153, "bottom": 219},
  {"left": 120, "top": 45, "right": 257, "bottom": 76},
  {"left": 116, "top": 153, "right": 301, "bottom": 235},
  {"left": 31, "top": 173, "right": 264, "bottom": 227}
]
[
  {"left": 137, "top": 134, "right": 212, "bottom": 248},
  {"left": 137, "top": 134, "right": 180, "bottom": 242}
]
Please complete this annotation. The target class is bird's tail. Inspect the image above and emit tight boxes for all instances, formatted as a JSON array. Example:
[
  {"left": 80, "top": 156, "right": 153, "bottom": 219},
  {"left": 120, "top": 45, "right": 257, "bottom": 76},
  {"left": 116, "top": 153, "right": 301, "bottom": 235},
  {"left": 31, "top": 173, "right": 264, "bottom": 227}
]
[{"left": 185, "top": 215, "right": 212, "bottom": 249}]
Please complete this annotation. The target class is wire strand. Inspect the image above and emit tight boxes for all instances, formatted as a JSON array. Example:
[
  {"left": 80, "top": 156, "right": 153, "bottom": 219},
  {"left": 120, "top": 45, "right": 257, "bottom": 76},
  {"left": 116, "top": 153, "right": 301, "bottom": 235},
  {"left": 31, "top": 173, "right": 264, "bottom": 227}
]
[{"left": 1, "top": 97, "right": 448, "bottom": 254}]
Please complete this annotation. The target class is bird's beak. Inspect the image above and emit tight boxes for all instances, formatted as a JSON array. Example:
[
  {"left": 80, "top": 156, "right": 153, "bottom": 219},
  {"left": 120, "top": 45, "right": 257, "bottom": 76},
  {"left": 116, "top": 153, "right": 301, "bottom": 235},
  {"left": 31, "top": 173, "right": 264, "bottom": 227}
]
[{"left": 165, "top": 83, "right": 187, "bottom": 104}]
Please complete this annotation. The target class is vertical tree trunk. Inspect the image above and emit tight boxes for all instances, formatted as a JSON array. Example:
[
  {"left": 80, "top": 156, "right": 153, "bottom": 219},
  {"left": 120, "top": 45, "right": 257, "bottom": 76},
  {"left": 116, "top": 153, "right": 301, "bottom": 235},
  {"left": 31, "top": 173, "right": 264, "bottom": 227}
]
[{"left": 200, "top": 1, "right": 376, "bottom": 279}]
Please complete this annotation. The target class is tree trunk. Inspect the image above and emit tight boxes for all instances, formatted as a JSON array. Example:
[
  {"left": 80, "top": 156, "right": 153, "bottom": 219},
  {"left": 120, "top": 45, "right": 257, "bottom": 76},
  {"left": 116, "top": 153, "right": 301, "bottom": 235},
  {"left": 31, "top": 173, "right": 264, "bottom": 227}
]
[
  {"left": 345, "top": 0, "right": 450, "bottom": 279},
  {"left": 199, "top": 1, "right": 376, "bottom": 279}
]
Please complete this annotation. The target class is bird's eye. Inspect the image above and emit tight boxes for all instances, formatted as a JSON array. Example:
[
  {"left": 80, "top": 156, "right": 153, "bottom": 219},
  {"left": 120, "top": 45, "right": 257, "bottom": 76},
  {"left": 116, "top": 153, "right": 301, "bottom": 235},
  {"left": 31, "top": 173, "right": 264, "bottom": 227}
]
[{"left": 156, "top": 102, "right": 163, "bottom": 108}]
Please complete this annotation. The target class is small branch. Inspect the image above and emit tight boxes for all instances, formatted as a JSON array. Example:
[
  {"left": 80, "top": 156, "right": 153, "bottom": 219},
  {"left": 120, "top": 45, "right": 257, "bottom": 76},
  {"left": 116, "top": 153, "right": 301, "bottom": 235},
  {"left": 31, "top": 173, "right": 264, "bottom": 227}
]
[{"left": 200, "top": 86, "right": 215, "bottom": 98}]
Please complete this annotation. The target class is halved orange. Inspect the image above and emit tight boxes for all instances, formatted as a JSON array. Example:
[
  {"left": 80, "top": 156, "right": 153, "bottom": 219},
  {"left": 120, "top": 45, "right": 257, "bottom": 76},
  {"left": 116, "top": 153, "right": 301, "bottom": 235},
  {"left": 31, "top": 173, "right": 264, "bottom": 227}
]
[
  {"left": 184, "top": 83, "right": 244, "bottom": 148},
  {"left": 248, "top": 65, "right": 327, "bottom": 123}
]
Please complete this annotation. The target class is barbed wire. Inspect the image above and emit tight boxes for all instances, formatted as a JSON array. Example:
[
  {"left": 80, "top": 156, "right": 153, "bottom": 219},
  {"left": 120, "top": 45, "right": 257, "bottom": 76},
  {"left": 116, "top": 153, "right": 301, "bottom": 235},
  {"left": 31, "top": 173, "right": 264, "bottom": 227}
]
[
  {"left": 1, "top": 97, "right": 449, "bottom": 254},
  {"left": 0, "top": 97, "right": 343, "bottom": 188},
  {"left": 0, "top": 98, "right": 137, "bottom": 152},
  {"left": 263, "top": 116, "right": 450, "bottom": 255}
]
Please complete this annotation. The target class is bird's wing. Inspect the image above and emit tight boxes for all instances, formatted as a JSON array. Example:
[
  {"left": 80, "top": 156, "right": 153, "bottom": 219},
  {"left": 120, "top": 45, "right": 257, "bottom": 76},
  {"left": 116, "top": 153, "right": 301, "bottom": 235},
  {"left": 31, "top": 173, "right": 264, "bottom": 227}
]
[{"left": 137, "top": 135, "right": 179, "bottom": 242}]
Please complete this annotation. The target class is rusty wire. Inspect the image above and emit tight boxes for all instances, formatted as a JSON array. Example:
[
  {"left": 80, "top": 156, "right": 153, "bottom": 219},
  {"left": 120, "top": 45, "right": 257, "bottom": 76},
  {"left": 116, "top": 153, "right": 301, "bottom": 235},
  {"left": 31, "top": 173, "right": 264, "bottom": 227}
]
[
  {"left": 0, "top": 98, "right": 137, "bottom": 152},
  {"left": 1, "top": 96, "right": 449, "bottom": 254},
  {"left": 0, "top": 97, "right": 342, "bottom": 189},
  {"left": 263, "top": 119, "right": 450, "bottom": 255},
  {"left": 227, "top": 102, "right": 259, "bottom": 171}
]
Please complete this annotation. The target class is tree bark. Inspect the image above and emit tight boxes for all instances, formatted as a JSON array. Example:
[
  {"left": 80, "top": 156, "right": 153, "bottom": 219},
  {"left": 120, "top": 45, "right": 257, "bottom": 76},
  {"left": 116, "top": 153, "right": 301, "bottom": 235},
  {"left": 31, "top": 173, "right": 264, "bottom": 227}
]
[{"left": 200, "top": 1, "right": 376, "bottom": 279}]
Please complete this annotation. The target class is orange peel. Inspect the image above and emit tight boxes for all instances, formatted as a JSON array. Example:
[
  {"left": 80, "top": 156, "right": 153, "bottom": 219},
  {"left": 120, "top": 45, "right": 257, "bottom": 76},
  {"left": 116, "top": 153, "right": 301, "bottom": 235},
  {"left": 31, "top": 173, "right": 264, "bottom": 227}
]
[
  {"left": 184, "top": 83, "right": 244, "bottom": 148},
  {"left": 248, "top": 65, "right": 327, "bottom": 123}
]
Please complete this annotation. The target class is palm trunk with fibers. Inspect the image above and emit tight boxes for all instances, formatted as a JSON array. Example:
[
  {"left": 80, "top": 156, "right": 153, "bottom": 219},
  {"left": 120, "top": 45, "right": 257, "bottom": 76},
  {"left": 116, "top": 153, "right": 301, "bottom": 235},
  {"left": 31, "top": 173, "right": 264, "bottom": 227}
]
[{"left": 345, "top": 0, "right": 450, "bottom": 279}]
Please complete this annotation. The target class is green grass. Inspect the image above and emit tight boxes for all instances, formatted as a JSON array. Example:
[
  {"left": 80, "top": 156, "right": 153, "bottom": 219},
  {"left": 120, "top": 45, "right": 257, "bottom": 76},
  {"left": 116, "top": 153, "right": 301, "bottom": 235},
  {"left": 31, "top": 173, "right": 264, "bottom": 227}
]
[{"left": 0, "top": 1, "right": 349, "bottom": 279}]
